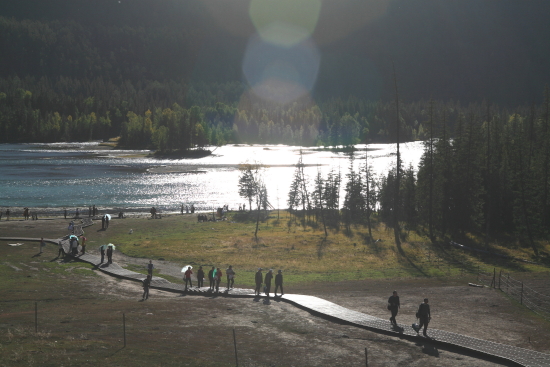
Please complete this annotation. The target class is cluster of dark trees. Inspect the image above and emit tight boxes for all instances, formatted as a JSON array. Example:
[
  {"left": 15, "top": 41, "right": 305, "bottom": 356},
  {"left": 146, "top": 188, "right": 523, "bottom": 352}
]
[
  {"left": 280, "top": 92, "right": 549, "bottom": 256},
  {"left": 2, "top": 0, "right": 550, "bottom": 149}
]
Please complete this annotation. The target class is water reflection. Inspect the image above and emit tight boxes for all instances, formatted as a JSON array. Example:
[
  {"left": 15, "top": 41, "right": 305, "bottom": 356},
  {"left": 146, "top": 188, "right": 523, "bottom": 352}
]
[{"left": 0, "top": 142, "right": 424, "bottom": 211}]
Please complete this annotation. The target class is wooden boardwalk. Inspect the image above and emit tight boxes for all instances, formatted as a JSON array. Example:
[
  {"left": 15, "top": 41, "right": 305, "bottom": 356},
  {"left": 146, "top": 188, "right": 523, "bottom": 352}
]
[{"left": 2, "top": 219, "right": 550, "bottom": 367}]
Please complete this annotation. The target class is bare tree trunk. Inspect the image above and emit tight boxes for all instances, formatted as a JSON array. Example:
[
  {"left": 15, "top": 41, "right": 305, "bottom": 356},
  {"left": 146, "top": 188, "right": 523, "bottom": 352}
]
[
  {"left": 392, "top": 64, "right": 402, "bottom": 249},
  {"left": 485, "top": 106, "right": 491, "bottom": 249},
  {"left": 428, "top": 100, "right": 434, "bottom": 242},
  {"left": 365, "top": 147, "right": 373, "bottom": 243}
]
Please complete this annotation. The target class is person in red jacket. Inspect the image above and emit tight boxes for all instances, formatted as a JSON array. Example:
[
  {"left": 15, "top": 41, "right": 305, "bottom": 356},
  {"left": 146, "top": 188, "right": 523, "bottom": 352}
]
[
  {"left": 215, "top": 268, "right": 222, "bottom": 293},
  {"left": 184, "top": 266, "right": 193, "bottom": 290}
]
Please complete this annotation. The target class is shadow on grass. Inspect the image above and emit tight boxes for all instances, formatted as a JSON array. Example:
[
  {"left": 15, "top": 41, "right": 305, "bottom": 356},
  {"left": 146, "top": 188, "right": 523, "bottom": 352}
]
[
  {"left": 108, "top": 346, "right": 126, "bottom": 356},
  {"left": 396, "top": 242, "right": 430, "bottom": 277},
  {"left": 317, "top": 238, "right": 330, "bottom": 259}
]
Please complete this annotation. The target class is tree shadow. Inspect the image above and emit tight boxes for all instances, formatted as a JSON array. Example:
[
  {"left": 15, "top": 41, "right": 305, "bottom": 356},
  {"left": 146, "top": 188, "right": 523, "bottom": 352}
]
[
  {"left": 317, "top": 237, "right": 330, "bottom": 259},
  {"left": 397, "top": 244, "right": 430, "bottom": 277}
]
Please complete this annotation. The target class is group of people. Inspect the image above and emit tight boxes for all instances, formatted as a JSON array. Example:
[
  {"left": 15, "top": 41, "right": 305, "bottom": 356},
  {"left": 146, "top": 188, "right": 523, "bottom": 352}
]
[
  {"left": 153, "top": 264, "right": 282, "bottom": 298},
  {"left": 183, "top": 265, "right": 228, "bottom": 293},
  {"left": 101, "top": 214, "right": 110, "bottom": 229},
  {"left": 23, "top": 207, "right": 38, "bottom": 220},
  {"left": 100, "top": 244, "right": 115, "bottom": 264},
  {"left": 255, "top": 268, "right": 284, "bottom": 298},
  {"left": 387, "top": 291, "right": 432, "bottom": 337},
  {"left": 180, "top": 204, "right": 196, "bottom": 214}
]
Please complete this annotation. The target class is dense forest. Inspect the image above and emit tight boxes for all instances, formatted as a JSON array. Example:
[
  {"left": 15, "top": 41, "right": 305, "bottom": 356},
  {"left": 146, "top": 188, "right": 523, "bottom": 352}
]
[
  {"left": 1, "top": 1, "right": 550, "bottom": 149},
  {"left": 282, "top": 92, "right": 550, "bottom": 255}
]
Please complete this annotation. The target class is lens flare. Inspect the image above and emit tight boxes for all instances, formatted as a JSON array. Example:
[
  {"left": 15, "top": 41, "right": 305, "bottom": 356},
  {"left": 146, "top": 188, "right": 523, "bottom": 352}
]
[
  {"left": 249, "top": 0, "right": 322, "bottom": 47},
  {"left": 242, "top": 35, "right": 320, "bottom": 104}
]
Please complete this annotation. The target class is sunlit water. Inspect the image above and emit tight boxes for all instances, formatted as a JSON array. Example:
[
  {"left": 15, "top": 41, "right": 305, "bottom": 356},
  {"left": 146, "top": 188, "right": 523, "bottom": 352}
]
[{"left": 0, "top": 142, "right": 424, "bottom": 214}]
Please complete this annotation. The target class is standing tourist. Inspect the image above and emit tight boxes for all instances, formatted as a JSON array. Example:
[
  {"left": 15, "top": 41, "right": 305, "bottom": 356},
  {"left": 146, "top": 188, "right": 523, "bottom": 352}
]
[
  {"left": 64, "top": 208, "right": 67, "bottom": 219},
  {"left": 264, "top": 269, "right": 273, "bottom": 299},
  {"left": 274, "top": 270, "right": 284, "bottom": 296},
  {"left": 215, "top": 267, "right": 222, "bottom": 292},
  {"left": 226, "top": 265, "right": 235, "bottom": 289},
  {"left": 106, "top": 244, "right": 113, "bottom": 264},
  {"left": 79, "top": 235, "right": 87, "bottom": 255},
  {"left": 184, "top": 266, "right": 193, "bottom": 290},
  {"left": 255, "top": 268, "right": 263, "bottom": 296},
  {"left": 415, "top": 298, "right": 431, "bottom": 337},
  {"left": 101, "top": 215, "right": 106, "bottom": 229},
  {"left": 208, "top": 266, "right": 215, "bottom": 290},
  {"left": 100, "top": 245, "right": 106, "bottom": 263},
  {"left": 388, "top": 290, "right": 400, "bottom": 325},
  {"left": 72, "top": 236, "right": 79, "bottom": 256},
  {"left": 147, "top": 260, "right": 154, "bottom": 276},
  {"left": 197, "top": 266, "right": 204, "bottom": 288},
  {"left": 142, "top": 275, "right": 152, "bottom": 300}
]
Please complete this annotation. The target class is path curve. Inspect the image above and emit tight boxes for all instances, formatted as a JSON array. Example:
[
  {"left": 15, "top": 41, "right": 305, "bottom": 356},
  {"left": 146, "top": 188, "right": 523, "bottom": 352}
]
[{"left": 2, "top": 219, "right": 550, "bottom": 367}]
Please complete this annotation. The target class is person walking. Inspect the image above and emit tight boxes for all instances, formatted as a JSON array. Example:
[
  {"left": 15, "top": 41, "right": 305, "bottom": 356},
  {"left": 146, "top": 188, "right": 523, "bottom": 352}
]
[
  {"left": 68, "top": 220, "right": 74, "bottom": 234},
  {"left": 215, "top": 267, "right": 223, "bottom": 292},
  {"left": 100, "top": 245, "right": 105, "bottom": 263},
  {"left": 184, "top": 266, "right": 193, "bottom": 290},
  {"left": 106, "top": 245, "right": 113, "bottom": 264},
  {"left": 226, "top": 265, "right": 235, "bottom": 290},
  {"left": 147, "top": 260, "right": 154, "bottom": 276},
  {"left": 274, "top": 270, "right": 284, "bottom": 296},
  {"left": 255, "top": 268, "right": 263, "bottom": 296},
  {"left": 388, "top": 290, "right": 400, "bottom": 325},
  {"left": 208, "top": 266, "right": 215, "bottom": 290},
  {"left": 142, "top": 275, "right": 152, "bottom": 300},
  {"left": 264, "top": 269, "right": 273, "bottom": 299},
  {"left": 104, "top": 214, "right": 110, "bottom": 229},
  {"left": 197, "top": 266, "right": 204, "bottom": 288},
  {"left": 63, "top": 208, "right": 67, "bottom": 220},
  {"left": 101, "top": 215, "right": 105, "bottom": 229},
  {"left": 415, "top": 298, "right": 431, "bottom": 337}
]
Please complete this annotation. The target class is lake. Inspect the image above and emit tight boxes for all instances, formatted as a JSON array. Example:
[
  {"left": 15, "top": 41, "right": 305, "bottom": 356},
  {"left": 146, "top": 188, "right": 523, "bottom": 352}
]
[{"left": 0, "top": 142, "right": 425, "bottom": 214}]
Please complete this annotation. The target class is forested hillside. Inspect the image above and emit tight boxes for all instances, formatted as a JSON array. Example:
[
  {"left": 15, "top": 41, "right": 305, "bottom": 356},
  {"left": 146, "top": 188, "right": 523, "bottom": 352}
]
[{"left": 1, "top": 0, "right": 549, "bottom": 148}]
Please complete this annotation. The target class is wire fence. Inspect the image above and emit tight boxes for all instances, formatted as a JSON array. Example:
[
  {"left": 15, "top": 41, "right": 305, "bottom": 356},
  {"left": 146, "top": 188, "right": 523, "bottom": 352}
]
[{"left": 478, "top": 268, "right": 550, "bottom": 320}]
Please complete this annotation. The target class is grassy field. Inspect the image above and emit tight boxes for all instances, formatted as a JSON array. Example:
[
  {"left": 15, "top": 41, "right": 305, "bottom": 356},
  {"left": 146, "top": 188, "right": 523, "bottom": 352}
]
[
  {"left": 2, "top": 213, "right": 550, "bottom": 366},
  {"left": 93, "top": 210, "right": 550, "bottom": 287}
]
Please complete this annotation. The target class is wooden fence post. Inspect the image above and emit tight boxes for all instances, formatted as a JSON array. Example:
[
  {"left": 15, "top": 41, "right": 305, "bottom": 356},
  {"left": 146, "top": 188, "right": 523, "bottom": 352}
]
[
  {"left": 35, "top": 302, "right": 38, "bottom": 333},
  {"left": 365, "top": 347, "right": 368, "bottom": 367},
  {"left": 498, "top": 269, "right": 502, "bottom": 290},
  {"left": 123, "top": 313, "right": 126, "bottom": 347},
  {"left": 233, "top": 328, "right": 239, "bottom": 367}
]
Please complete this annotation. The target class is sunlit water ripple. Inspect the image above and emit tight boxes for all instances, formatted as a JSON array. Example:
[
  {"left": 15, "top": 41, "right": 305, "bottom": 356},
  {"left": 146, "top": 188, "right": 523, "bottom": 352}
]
[{"left": 0, "top": 142, "right": 424, "bottom": 213}]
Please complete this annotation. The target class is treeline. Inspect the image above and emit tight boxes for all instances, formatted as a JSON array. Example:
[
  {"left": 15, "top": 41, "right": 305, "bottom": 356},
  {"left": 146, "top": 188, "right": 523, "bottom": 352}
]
[
  {"left": 2, "top": 72, "right": 539, "bottom": 149},
  {"left": 282, "top": 91, "right": 549, "bottom": 256}
]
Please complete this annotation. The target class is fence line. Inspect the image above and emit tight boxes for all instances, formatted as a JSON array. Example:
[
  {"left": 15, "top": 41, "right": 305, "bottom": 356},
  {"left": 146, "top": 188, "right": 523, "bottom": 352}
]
[{"left": 478, "top": 269, "right": 550, "bottom": 320}]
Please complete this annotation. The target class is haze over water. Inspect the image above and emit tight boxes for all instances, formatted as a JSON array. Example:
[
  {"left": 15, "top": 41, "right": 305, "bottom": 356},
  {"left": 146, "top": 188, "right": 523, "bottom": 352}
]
[{"left": 0, "top": 142, "right": 424, "bottom": 213}]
